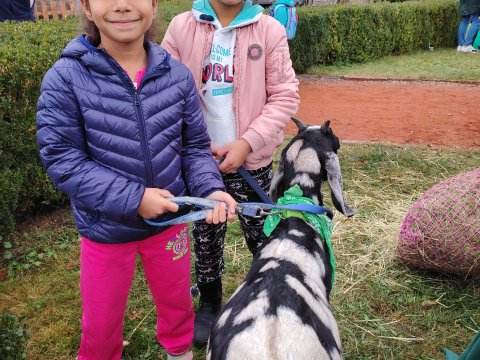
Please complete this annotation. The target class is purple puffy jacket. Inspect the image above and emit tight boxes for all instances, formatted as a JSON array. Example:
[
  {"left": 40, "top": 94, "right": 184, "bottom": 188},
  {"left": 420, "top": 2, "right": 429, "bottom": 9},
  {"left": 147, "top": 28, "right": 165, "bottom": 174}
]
[{"left": 36, "top": 35, "right": 225, "bottom": 244}]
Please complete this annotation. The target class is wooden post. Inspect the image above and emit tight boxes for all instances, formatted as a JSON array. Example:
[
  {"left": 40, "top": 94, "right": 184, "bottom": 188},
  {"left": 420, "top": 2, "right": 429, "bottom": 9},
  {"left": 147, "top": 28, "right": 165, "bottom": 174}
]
[
  {"left": 35, "top": 0, "right": 78, "bottom": 20},
  {"left": 59, "top": 0, "right": 67, "bottom": 19}
]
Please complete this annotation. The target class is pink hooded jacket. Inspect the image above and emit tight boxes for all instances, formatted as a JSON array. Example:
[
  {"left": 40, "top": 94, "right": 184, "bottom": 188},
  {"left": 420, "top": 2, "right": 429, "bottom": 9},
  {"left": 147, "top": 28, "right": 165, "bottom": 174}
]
[{"left": 162, "top": 10, "right": 300, "bottom": 170}]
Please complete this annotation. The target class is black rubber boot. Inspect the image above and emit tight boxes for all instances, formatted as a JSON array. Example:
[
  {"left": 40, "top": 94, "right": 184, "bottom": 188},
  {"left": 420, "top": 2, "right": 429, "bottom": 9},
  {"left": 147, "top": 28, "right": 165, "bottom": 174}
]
[{"left": 193, "top": 278, "right": 222, "bottom": 349}]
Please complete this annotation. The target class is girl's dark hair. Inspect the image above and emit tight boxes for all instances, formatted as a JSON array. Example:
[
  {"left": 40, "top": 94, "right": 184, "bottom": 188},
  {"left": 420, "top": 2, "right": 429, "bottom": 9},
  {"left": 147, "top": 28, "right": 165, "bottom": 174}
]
[{"left": 81, "top": 1, "right": 157, "bottom": 46}]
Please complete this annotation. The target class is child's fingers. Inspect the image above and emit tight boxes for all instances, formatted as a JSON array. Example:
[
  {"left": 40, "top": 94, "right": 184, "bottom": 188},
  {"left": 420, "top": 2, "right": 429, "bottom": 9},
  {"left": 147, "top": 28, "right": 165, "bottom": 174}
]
[
  {"left": 211, "top": 202, "right": 220, "bottom": 224},
  {"left": 205, "top": 210, "right": 213, "bottom": 224},
  {"left": 164, "top": 199, "right": 179, "bottom": 213},
  {"left": 218, "top": 202, "right": 227, "bottom": 223},
  {"left": 157, "top": 189, "right": 174, "bottom": 198}
]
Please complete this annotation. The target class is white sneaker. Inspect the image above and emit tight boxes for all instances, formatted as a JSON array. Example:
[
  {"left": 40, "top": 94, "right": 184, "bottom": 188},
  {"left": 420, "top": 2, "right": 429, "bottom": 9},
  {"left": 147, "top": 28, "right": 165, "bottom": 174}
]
[
  {"left": 457, "top": 45, "right": 463, "bottom": 52},
  {"left": 462, "top": 45, "right": 474, "bottom": 52},
  {"left": 167, "top": 351, "right": 193, "bottom": 360}
]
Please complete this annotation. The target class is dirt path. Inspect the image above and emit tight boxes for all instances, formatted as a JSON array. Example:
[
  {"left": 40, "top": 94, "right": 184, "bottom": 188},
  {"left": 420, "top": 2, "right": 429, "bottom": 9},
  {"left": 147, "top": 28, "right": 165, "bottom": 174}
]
[{"left": 285, "top": 76, "right": 480, "bottom": 149}]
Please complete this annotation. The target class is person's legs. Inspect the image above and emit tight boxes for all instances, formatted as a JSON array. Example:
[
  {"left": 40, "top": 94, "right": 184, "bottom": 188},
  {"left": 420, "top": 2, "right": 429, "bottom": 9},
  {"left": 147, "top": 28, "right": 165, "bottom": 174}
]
[
  {"left": 190, "top": 163, "right": 273, "bottom": 348},
  {"left": 458, "top": 15, "right": 470, "bottom": 47},
  {"left": 191, "top": 220, "right": 226, "bottom": 347},
  {"left": 139, "top": 225, "right": 194, "bottom": 357},
  {"left": 465, "top": 12, "right": 480, "bottom": 46},
  {"left": 78, "top": 238, "right": 137, "bottom": 360}
]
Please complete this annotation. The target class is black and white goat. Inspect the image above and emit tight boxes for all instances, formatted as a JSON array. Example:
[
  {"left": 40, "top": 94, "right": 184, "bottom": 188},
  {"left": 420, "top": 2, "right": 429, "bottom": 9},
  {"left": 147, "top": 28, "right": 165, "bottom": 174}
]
[{"left": 207, "top": 118, "right": 355, "bottom": 360}]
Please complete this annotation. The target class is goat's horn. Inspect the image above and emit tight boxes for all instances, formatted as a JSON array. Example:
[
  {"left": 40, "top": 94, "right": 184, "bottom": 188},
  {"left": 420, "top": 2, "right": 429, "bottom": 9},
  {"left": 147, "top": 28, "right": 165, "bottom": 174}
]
[
  {"left": 321, "top": 120, "right": 331, "bottom": 133},
  {"left": 291, "top": 117, "right": 307, "bottom": 131}
]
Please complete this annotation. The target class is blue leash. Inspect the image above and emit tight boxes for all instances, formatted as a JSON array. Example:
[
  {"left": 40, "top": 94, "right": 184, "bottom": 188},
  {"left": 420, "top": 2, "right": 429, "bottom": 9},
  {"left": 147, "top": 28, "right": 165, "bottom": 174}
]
[
  {"left": 143, "top": 197, "right": 333, "bottom": 227},
  {"left": 237, "top": 166, "right": 274, "bottom": 204}
]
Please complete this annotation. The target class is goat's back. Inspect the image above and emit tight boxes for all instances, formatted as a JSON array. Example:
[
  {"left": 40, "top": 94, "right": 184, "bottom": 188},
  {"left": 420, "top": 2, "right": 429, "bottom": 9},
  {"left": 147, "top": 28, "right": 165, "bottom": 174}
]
[{"left": 207, "top": 218, "right": 342, "bottom": 360}]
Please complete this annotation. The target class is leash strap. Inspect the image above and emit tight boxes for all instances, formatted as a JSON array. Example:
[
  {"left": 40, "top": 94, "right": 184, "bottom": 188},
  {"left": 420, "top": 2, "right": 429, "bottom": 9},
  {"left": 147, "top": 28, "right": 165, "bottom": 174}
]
[
  {"left": 143, "top": 197, "right": 222, "bottom": 227},
  {"left": 237, "top": 166, "right": 274, "bottom": 204},
  {"left": 237, "top": 202, "right": 333, "bottom": 218},
  {"left": 143, "top": 197, "right": 333, "bottom": 227},
  {"left": 144, "top": 210, "right": 211, "bottom": 227}
]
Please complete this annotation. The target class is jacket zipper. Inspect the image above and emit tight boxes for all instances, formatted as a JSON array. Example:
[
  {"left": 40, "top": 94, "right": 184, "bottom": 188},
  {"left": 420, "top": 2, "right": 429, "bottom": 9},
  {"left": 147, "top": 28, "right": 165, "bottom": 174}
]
[
  {"left": 199, "top": 25, "right": 214, "bottom": 90},
  {"left": 101, "top": 53, "right": 154, "bottom": 187}
]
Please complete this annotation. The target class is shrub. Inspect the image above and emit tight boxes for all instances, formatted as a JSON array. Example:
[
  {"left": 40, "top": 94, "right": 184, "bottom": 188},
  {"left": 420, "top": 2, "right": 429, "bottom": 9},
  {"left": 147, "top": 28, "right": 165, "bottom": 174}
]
[
  {"left": 0, "top": 19, "right": 77, "bottom": 243},
  {"left": 291, "top": 0, "right": 458, "bottom": 72},
  {"left": 0, "top": 313, "right": 28, "bottom": 360}
]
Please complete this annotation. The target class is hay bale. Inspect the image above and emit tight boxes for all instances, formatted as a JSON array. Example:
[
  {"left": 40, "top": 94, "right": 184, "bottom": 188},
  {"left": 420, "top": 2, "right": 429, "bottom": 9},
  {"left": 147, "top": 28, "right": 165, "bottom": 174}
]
[{"left": 397, "top": 168, "right": 480, "bottom": 277}]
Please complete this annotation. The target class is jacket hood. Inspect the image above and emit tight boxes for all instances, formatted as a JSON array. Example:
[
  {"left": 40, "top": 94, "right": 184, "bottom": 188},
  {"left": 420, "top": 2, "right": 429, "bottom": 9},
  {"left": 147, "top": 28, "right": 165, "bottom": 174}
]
[
  {"left": 60, "top": 35, "right": 171, "bottom": 76},
  {"left": 192, "top": 0, "right": 263, "bottom": 28}
]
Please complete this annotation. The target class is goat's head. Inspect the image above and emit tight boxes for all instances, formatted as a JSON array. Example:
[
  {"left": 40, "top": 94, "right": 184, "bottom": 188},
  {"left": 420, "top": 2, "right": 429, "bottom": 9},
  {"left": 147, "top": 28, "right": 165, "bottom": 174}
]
[{"left": 270, "top": 118, "right": 355, "bottom": 217}]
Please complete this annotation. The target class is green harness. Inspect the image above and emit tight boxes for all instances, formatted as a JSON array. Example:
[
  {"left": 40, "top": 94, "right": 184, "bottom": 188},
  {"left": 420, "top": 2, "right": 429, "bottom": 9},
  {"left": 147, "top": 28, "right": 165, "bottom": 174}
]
[{"left": 263, "top": 185, "right": 336, "bottom": 285}]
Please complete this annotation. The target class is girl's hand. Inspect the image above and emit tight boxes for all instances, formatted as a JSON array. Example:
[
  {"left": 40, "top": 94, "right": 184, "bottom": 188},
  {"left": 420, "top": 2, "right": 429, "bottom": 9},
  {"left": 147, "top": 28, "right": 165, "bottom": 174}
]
[
  {"left": 211, "top": 144, "right": 221, "bottom": 161},
  {"left": 217, "top": 139, "right": 252, "bottom": 174},
  {"left": 138, "top": 188, "right": 179, "bottom": 219},
  {"left": 205, "top": 191, "right": 237, "bottom": 224}
]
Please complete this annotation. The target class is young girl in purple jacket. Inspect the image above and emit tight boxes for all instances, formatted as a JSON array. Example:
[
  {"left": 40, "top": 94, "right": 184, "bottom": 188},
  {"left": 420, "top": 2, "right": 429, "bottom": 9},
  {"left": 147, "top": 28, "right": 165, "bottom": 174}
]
[
  {"left": 36, "top": 1, "right": 236, "bottom": 359},
  {"left": 162, "top": 0, "right": 300, "bottom": 348}
]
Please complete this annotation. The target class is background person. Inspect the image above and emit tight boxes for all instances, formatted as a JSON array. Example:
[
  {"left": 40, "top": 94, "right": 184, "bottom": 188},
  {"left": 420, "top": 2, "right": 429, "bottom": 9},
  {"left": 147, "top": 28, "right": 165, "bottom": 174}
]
[
  {"left": 162, "top": 0, "right": 300, "bottom": 348},
  {"left": 0, "top": 0, "right": 36, "bottom": 22},
  {"left": 456, "top": 0, "right": 480, "bottom": 52}
]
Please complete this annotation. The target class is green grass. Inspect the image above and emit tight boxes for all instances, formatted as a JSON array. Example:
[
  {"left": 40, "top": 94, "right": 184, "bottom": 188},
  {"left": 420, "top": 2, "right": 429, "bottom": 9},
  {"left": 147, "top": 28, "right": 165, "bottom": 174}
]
[
  {"left": 307, "top": 48, "right": 480, "bottom": 81},
  {"left": 1, "top": 143, "right": 479, "bottom": 359}
]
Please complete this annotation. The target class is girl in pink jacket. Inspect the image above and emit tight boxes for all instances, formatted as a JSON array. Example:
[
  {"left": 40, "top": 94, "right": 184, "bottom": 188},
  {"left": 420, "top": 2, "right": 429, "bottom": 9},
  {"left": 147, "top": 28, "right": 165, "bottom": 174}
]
[{"left": 162, "top": 0, "right": 300, "bottom": 347}]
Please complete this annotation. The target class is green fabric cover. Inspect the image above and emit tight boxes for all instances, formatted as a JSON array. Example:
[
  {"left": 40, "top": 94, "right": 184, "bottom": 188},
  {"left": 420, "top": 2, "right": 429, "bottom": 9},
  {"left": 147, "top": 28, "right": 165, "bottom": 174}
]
[
  {"left": 263, "top": 185, "right": 335, "bottom": 284},
  {"left": 445, "top": 331, "right": 480, "bottom": 360}
]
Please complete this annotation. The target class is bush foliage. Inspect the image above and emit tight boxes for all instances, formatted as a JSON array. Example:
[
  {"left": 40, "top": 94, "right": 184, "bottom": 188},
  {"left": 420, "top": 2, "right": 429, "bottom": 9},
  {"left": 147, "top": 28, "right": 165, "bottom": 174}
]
[
  {"left": 0, "top": 19, "right": 77, "bottom": 242},
  {"left": 0, "top": 0, "right": 459, "bottom": 247},
  {"left": 291, "top": 0, "right": 458, "bottom": 72},
  {"left": 0, "top": 313, "right": 28, "bottom": 359}
]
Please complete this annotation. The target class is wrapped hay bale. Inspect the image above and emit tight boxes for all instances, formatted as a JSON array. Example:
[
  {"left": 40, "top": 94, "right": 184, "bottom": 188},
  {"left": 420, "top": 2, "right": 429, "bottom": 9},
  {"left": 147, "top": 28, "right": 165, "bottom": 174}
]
[{"left": 397, "top": 167, "right": 480, "bottom": 277}]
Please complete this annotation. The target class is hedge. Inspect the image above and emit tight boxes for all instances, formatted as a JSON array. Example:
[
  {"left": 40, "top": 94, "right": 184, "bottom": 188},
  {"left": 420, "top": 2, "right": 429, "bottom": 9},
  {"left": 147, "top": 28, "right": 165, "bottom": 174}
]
[
  {"left": 0, "top": 0, "right": 460, "bottom": 246},
  {"left": 291, "top": 0, "right": 458, "bottom": 72},
  {"left": 0, "top": 19, "right": 78, "bottom": 241}
]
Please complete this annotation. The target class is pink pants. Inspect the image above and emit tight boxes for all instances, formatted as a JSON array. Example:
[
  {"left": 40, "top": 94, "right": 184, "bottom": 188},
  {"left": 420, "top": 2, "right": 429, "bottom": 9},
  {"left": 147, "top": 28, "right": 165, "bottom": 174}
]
[{"left": 77, "top": 225, "right": 193, "bottom": 360}]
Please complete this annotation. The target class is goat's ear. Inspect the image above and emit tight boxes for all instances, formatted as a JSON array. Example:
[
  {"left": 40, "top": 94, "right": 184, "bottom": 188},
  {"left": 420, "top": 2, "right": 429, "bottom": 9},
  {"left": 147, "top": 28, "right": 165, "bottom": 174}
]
[
  {"left": 269, "top": 156, "right": 285, "bottom": 202},
  {"left": 321, "top": 120, "right": 331, "bottom": 134},
  {"left": 324, "top": 152, "right": 356, "bottom": 217},
  {"left": 291, "top": 117, "right": 307, "bottom": 132}
]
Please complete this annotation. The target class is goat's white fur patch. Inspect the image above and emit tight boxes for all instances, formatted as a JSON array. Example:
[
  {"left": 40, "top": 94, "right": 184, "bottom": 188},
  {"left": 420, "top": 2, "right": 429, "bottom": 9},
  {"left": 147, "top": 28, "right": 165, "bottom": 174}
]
[
  {"left": 295, "top": 148, "right": 321, "bottom": 174},
  {"left": 260, "top": 239, "right": 326, "bottom": 287},
  {"left": 216, "top": 308, "right": 232, "bottom": 329},
  {"left": 232, "top": 290, "right": 270, "bottom": 326},
  {"left": 314, "top": 236, "right": 325, "bottom": 252},
  {"left": 294, "top": 249, "right": 328, "bottom": 299},
  {"left": 288, "top": 229, "right": 305, "bottom": 237},
  {"left": 286, "top": 139, "right": 303, "bottom": 162},
  {"left": 285, "top": 275, "right": 342, "bottom": 357},
  {"left": 260, "top": 260, "right": 280, "bottom": 272},
  {"left": 224, "top": 307, "right": 334, "bottom": 360},
  {"left": 290, "top": 173, "right": 315, "bottom": 188}
]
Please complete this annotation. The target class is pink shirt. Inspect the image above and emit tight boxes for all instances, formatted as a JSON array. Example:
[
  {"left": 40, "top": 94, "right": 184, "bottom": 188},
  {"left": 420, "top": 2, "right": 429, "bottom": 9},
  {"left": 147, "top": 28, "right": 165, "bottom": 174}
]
[{"left": 134, "top": 68, "right": 147, "bottom": 89}]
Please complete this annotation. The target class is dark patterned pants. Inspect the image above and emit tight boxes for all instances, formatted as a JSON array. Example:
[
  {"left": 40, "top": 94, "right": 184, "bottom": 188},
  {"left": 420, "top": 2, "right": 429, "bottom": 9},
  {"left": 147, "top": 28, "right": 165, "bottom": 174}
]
[{"left": 192, "top": 163, "right": 273, "bottom": 284}]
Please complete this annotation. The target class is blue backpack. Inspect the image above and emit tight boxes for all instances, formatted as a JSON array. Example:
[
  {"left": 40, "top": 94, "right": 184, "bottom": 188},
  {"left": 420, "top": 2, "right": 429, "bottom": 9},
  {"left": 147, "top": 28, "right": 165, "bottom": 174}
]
[{"left": 269, "top": 4, "right": 298, "bottom": 40}]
